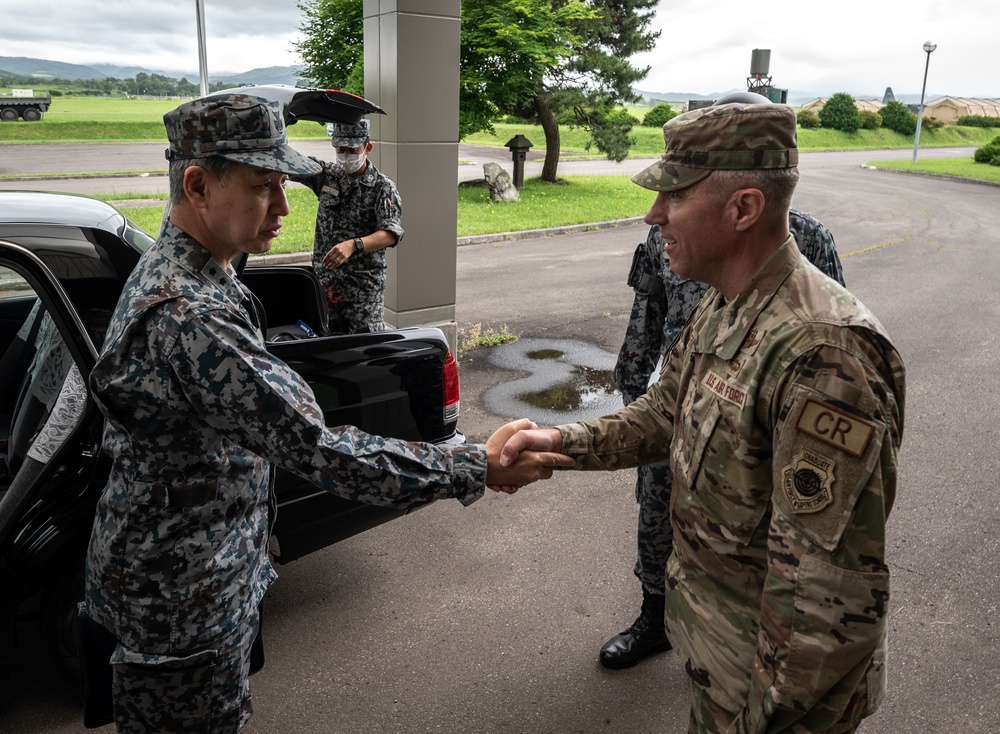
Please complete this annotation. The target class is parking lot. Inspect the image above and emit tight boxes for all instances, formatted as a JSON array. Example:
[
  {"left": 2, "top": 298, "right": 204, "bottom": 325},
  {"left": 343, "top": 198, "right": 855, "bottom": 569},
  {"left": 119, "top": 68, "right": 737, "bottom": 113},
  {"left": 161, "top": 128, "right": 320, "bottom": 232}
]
[{"left": 1, "top": 147, "right": 998, "bottom": 732}]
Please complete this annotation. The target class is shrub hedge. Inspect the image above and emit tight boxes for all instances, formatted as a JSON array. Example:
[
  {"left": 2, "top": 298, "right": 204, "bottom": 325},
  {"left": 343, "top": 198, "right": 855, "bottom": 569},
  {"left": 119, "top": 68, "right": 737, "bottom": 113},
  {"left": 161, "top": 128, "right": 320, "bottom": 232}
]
[
  {"left": 957, "top": 115, "right": 1000, "bottom": 128},
  {"left": 797, "top": 109, "right": 821, "bottom": 129},
  {"left": 641, "top": 103, "right": 677, "bottom": 128},
  {"left": 880, "top": 101, "right": 917, "bottom": 136},
  {"left": 819, "top": 93, "right": 861, "bottom": 133},
  {"left": 973, "top": 135, "right": 1000, "bottom": 163}
]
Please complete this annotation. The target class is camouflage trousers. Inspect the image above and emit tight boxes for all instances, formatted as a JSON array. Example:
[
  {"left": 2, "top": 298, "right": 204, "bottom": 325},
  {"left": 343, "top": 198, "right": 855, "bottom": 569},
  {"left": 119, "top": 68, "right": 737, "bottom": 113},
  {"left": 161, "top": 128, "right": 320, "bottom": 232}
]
[
  {"left": 111, "top": 606, "right": 259, "bottom": 733},
  {"left": 687, "top": 681, "right": 860, "bottom": 734},
  {"left": 634, "top": 458, "right": 675, "bottom": 597},
  {"left": 325, "top": 289, "right": 386, "bottom": 334}
]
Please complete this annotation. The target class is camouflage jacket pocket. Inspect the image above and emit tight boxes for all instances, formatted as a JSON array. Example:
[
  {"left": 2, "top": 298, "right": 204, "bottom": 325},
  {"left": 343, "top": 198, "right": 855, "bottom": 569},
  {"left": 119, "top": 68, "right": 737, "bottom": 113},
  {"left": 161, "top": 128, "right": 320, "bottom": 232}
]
[
  {"left": 672, "top": 393, "right": 771, "bottom": 547},
  {"left": 783, "top": 554, "right": 889, "bottom": 727},
  {"left": 671, "top": 398, "right": 719, "bottom": 491}
]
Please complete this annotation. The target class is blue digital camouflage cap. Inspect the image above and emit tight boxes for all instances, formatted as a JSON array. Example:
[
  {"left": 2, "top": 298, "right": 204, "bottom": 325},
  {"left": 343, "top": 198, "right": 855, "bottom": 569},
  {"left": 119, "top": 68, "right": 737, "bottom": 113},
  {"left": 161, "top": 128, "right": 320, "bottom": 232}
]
[
  {"left": 327, "top": 118, "right": 370, "bottom": 148},
  {"left": 631, "top": 103, "right": 798, "bottom": 192},
  {"left": 164, "top": 94, "right": 321, "bottom": 176}
]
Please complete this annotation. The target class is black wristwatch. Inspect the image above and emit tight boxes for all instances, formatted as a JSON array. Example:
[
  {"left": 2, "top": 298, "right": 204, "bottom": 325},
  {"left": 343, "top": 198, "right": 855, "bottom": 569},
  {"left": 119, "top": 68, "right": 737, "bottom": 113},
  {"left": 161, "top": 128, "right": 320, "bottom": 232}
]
[{"left": 353, "top": 237, "right": 364, "bottom": 254}]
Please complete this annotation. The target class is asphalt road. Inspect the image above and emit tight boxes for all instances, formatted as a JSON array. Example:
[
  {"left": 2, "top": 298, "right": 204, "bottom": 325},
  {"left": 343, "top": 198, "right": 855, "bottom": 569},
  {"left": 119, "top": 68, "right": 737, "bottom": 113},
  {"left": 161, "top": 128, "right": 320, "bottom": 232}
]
[{"left": 1, "top": 147, "right": 998, "bottom": 733}]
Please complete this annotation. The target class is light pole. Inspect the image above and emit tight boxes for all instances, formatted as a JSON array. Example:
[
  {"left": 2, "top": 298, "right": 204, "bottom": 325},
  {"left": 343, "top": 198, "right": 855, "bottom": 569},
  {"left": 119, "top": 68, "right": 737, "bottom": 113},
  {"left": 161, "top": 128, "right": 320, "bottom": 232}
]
[
  {"left": 912, "top": 41, "right": 936, "bottom": 164},
  {"left": 195, "top": 0, "right": 209, "bottom": 97}
]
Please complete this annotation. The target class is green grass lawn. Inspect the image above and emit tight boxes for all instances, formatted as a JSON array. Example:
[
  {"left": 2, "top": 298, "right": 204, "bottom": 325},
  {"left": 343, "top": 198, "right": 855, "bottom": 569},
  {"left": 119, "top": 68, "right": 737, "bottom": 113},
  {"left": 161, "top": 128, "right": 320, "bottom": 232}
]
[
  {"left": 0, "top": 96, "right": 330, "bottom": 142},
  {"left": 865, "top": 157, "right": 1000, "bottom": 183}
]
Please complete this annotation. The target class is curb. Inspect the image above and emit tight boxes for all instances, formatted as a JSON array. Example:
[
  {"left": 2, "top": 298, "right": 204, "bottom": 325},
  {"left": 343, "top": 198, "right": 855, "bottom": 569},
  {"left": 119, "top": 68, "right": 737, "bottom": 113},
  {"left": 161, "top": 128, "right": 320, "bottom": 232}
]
[{"left": 861, "top": 164, "right": 1000, "bottom": 187}]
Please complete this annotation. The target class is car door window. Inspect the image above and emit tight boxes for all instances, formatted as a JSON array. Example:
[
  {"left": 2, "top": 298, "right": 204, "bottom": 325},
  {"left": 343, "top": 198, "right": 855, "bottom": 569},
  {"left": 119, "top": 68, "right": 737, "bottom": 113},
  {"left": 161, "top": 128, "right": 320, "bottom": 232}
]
[{"left": 0, "top": 267, "right": 85, "bottom": 480}]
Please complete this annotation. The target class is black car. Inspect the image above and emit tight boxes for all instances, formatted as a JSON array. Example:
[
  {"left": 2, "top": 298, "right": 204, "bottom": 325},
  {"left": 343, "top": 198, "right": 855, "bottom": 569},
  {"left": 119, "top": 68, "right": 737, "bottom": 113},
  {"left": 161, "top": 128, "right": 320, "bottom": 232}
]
[{"left": 0, "top": 98, "right": 463, "bottom": 681}]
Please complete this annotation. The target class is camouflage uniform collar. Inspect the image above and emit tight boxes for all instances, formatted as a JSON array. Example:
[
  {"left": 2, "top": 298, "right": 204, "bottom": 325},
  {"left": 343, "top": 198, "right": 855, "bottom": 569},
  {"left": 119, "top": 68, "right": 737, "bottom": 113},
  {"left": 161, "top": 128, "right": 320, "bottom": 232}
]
[
  {"left": 350, "top": 160, "right": 380, "bottom": 187},
  {"left": 694, "top": 235, "right": 799, "bottom": 359},
  {"left": 159, "top": 222, "right": 245, "bottom": 300}
]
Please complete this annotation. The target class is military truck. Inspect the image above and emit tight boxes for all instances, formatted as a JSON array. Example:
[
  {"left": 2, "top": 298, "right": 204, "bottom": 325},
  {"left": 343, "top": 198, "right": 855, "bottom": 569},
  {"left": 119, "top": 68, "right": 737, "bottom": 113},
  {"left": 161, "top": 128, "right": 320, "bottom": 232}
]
[{"left": 0, "top": 89, "right": 51, "bottom": 121}]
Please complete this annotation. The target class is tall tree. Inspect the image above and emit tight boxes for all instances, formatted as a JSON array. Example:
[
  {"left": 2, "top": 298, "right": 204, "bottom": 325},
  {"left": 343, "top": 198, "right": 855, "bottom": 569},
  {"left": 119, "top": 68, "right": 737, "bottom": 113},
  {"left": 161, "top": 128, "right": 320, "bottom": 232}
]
[
  {"left": 458, "top": 0, "right": 593, "bottom": 140},
  {"left": 294, "top": 0, "right": 661, "bottom": 181},
  {"left": 536, "top": 0, "right": 660, "bottom": 181},
  {"left": 295, "top": 0, "right": 365, "bottom": 95}
]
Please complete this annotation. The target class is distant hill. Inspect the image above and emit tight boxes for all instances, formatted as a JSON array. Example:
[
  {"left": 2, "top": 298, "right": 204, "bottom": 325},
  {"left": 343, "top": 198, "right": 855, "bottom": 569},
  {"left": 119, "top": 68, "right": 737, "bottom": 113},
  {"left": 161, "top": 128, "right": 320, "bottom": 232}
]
[
  {"left": 211, "top": 66, "right": 305, "bottom": 86},
  {"left": 0, "top": 55, "right": 304, "bottom": 87}
]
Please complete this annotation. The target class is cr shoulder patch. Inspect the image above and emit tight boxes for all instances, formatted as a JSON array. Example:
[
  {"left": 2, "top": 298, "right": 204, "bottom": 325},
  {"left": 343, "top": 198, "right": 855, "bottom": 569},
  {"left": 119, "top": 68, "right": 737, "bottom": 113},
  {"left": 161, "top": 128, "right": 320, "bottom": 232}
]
[
  {"left": 795, "top": 398, "right": 876, "bottom": 458},
  {"left": 781, "top": 450, "right": 835, "bottom": 513}
]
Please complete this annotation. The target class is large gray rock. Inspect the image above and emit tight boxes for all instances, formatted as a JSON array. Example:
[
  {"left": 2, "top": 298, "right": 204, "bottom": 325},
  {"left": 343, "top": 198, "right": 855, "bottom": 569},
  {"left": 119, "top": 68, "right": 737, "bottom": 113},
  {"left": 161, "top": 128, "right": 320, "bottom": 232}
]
[{"left": 483, "top": 162, "right": 520, "bottom": 203}]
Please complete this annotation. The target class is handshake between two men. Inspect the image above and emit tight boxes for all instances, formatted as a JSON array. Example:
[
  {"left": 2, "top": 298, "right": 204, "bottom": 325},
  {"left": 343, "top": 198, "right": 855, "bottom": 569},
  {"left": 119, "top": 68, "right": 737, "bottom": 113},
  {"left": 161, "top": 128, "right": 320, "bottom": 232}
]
[{"left": 484, "top": 420, "right": 571, "bottom": 494}]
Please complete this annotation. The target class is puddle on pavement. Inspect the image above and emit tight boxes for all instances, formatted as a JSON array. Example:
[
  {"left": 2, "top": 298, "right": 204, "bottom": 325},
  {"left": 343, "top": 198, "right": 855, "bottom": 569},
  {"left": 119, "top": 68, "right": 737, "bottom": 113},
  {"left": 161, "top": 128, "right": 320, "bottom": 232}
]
[
  {"left": 482, "top": 338, "right": 622, "bottom": 424},
  {"left": 526, "top": 349, "right": 564, "bottom": 360},
  {"left": 518, "top": 366, "right": 617, "bottom": 412}
]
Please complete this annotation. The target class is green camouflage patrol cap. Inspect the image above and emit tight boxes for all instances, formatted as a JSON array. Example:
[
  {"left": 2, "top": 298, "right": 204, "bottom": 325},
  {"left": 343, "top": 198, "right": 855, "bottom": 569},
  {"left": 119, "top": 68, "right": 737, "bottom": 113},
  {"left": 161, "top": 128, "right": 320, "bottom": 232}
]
[
  {"left": 631, "top": 103, "right": 798, "bottom": 192},
  {"left": 327, "top": 119, "right": 371, "bottom": 148},
  {"left": 164, "top": 94, "right": 320, "bottom": 175}
]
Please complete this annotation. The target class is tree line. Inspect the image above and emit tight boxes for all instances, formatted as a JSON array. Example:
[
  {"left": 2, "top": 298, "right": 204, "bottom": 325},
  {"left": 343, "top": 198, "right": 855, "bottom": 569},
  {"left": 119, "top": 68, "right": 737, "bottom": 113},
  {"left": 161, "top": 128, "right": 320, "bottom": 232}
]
[{"left": 0, "top": 72, "right": 233, "bottom": 98}]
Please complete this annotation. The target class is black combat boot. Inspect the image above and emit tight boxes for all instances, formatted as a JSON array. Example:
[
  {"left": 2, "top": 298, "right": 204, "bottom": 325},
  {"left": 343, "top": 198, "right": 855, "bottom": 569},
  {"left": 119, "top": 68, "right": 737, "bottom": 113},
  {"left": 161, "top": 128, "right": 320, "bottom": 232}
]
[{"left": 598, "top": 589, "right": 670, "bottom": 669}]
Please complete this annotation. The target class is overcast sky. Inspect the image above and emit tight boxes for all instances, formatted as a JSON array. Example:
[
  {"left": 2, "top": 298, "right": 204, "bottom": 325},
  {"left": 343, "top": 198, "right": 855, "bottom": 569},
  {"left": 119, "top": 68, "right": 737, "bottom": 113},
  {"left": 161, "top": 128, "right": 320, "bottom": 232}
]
[{"left": 2, "top": 0, "right": 997, "bottom": 99}]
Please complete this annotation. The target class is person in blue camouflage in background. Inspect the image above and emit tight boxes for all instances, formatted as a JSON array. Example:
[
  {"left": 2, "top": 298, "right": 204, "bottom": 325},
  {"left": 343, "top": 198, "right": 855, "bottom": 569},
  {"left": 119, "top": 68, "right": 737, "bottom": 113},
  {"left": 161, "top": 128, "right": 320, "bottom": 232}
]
[
  {"left": 292, "top": 118, "right": 402, "bottom": 333},
  {"left": 600, "top": 93, "right": 847, "bottom": 671},
  {"left": 83, "top": 94, "right": 570, "bottom": 734}
]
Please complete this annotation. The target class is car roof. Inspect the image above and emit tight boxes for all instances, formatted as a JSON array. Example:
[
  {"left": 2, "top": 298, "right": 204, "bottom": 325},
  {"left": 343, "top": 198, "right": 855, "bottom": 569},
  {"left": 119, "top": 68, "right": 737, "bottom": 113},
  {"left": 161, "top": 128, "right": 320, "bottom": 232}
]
[{"left": 0, "top": 190, "right": 125, "bottom": 234}]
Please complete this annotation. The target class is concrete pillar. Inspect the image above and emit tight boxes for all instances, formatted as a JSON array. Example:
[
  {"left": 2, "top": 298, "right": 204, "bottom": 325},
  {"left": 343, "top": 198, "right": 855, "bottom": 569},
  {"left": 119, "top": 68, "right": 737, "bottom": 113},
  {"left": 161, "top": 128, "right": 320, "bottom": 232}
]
[{"left": 363, "top": 0, "right": 460, "bottom": 350}]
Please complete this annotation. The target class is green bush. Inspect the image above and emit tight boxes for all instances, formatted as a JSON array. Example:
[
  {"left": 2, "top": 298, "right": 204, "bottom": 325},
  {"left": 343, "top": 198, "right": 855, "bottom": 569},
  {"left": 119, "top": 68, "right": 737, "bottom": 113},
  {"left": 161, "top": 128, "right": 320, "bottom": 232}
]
[
  {"left": 880, "top": 101, "right": 917, "bottom": 136},
  {"left": 642, "top": 103, "right": 677, "bottom": 128},
  {"left": 973, "top": 135, "right": 1000, "bottom": 163},
  {"left": 859, "top": 110, "right": 883, "bottom": 130},
  {"left": 957, "top": 115, "right": 1000, "bottom": 128},
  {"left": 920, "top": 116, "right": 944, "bottom": 132},
  {"left": 797, "top": 109, "right": 821, "bottom": 129},
  {"left": 818, "top": 92, "right": 861, "bottom": 133}
]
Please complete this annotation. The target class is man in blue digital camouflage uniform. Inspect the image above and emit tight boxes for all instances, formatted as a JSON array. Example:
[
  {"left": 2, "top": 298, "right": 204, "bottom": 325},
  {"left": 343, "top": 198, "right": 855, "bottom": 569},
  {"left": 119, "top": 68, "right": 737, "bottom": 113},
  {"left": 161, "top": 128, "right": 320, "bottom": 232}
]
[
  {"left": 292, "top": 118, "right": 402, "bottom": 333},
  {"left": 499, "top": 102, "right": 904, "bottom": 733},
  {"left": 83, "top": 93, "right": 569, "bottom": 733},
  {"left": 604, "top": 211, "right": 845, "bottom": 669}
]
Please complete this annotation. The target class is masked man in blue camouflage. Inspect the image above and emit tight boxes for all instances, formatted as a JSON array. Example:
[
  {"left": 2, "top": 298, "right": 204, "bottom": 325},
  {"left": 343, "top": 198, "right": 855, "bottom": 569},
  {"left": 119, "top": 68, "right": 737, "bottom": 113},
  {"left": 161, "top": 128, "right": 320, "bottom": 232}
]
[
  {"left": 292, "top": 118, "right": 402, "bottom": 333},
  {"left": 498, "top": 102, "right": 905, "bottom": 733},
  {"left": 83, "top": 94, "right": 571, "bottom": 734},
  {"left": 605, "top": 207, "right": 845, "bottom": 669}
]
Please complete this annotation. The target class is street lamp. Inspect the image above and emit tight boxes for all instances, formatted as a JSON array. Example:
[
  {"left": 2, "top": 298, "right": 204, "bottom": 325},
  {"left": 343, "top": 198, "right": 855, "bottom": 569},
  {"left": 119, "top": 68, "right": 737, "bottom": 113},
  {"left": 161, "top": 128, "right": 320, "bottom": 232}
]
[
  {"left": 195, "top": 0, "right": 209, "bottom": 97},
  {"left": 912, "top": 40, "right": 937, "bottom": 164}
]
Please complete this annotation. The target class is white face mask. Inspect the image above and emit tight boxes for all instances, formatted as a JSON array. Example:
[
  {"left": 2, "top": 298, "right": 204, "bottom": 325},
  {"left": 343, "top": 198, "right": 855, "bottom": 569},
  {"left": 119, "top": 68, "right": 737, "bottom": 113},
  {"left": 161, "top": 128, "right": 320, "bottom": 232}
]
[{"left": 337, "top": 150, "right": 367, "bottom": 174}]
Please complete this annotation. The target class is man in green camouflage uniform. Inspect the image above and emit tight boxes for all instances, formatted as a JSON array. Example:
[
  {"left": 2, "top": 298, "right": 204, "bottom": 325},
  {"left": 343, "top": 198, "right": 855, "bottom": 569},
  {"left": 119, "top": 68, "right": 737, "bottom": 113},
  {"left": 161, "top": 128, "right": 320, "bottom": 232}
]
[
  {"left": 84, "top": 94, "right": 567, "bottom": 733},
  {"left": 292, "top": 118, "right": 403, "bottom": 333},
  {"left": 604, "top": 211, "right": 845, "bottom": 669},
  {"left": 498, "top": 103, "right": 905, "bottom": 733}
]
